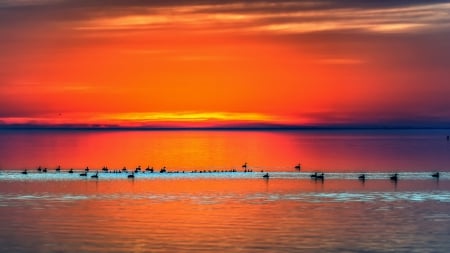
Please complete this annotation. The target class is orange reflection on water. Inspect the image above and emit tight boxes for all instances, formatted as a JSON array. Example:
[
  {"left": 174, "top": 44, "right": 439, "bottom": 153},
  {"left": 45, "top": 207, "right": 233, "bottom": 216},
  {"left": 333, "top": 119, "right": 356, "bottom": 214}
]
[
  {"left": 1, "top": 178, "right": 449, "bottom": 252},
  {"left": 1, "top": 130, "right": 449, "bottom": 173}
]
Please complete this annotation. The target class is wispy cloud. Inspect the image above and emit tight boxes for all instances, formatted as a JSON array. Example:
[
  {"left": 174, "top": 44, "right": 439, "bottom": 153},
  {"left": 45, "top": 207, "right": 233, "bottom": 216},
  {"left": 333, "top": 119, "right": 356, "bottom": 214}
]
[{"left": 69, "top": 1, "right": 450, "bottom": 34}]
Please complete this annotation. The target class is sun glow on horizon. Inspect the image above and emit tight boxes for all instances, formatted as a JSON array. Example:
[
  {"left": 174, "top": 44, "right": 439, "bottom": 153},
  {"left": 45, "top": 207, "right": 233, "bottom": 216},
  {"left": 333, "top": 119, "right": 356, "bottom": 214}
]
[{"left": 1, "top": 1, "right": 450, "bottom": 128}]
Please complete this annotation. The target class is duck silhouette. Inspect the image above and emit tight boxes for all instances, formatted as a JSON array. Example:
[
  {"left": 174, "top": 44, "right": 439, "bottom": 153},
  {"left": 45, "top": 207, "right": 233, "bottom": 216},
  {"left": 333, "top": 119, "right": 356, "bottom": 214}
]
[
  {"left": 390, "top": 173, "right": 398, "bottom": 182},
  {"left": 91, "top": 171, "right": 99, "bottom": 179}
]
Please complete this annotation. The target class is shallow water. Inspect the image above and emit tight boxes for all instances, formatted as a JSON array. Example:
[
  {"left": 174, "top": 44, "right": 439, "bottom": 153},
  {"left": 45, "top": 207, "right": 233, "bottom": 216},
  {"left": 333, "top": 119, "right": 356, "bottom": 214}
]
[
  {"left": 1, "top": 130, "right": 449, "bottom": 252},
  {"left": 0, "top": 178, "right": 449, "bottom": 252}
]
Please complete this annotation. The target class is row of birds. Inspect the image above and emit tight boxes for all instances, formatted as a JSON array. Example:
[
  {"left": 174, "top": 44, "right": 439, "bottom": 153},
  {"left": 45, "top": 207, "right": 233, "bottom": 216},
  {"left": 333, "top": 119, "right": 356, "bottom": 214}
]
[
  {"left": 18, "top": 163, "right": 441, "bottom": 181},
  {"left": 19, "top": 163, "right": 264, "bottom": 177},
  {"left": 262, "top": 171, "right": 441, "bottom": 181}
]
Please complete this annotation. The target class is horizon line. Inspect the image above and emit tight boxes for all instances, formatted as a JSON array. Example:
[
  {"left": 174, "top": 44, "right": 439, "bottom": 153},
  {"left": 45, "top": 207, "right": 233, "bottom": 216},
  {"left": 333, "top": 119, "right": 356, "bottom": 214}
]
[{"left": 1, "top": 124, "right": 450, "bottom": 131}]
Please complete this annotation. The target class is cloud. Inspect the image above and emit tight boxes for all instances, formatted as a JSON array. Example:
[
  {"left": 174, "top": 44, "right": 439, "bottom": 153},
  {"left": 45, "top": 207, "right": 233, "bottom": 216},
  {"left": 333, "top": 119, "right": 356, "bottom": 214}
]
[
  {"left": 2, "top": 1, "right": 450, "bottom": 35},
  {"left": 70, "top": 2, "right": 450, "bottom": 34}
]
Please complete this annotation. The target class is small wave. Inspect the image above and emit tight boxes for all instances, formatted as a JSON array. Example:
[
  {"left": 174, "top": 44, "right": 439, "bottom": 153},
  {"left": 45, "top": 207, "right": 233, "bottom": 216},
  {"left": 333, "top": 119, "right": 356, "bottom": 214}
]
[{"left": 0, "top": 171, "right": 448, "bottom": 181}]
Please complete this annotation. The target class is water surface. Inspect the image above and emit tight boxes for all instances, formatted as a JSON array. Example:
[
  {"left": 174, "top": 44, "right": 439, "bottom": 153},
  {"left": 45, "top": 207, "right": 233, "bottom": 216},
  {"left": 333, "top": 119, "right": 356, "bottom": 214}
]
[
  {"left": 1, "top": 129, "right": 449, "bottom": 252},
  {"left": 1, "top": 129, "right": 449, "bottom": 172}
]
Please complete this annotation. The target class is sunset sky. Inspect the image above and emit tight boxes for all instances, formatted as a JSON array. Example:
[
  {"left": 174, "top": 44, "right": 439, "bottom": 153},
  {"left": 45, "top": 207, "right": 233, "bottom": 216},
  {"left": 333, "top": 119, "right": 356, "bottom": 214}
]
[{"left": 1, "top": 0, "right": 450, "bottom": 128}]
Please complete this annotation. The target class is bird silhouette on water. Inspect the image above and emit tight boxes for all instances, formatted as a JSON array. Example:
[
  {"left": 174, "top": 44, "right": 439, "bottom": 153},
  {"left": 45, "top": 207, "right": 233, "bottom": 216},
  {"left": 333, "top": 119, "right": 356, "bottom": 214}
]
[
  {"left": 91, "top": 171, "right": 98, "bottom": 179},
  {"left": 128, "top": 172, "right": 135, "bottom": 179},
  {"left": 311, "top": 172, "right": 324, "bottom": 180},
  {"left": 294, "top": 163, "right": 301, "bottom": 170},
  {"left": 358, "top": 174, "right": 366, "bottom": 181},
  {"left": 262, "top": 172, "right": 269, "bottom": 179},
  {"left": 432, "top": 172, "right": 440, "bottom": 178},
  {"left": 390, "top": 173, "right": 398, "bottom": 182}
]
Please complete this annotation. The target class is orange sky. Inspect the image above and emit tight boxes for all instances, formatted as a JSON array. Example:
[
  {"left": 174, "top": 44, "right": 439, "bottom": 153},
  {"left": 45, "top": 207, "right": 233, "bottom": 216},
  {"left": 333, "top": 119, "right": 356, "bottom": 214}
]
[{"left": 1, "top": 1, "right": 450, "bottom": 128}]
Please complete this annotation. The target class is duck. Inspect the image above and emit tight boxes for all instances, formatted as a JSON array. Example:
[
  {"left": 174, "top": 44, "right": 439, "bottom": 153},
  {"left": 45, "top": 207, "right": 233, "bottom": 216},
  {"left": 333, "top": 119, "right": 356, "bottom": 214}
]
[
  {"left": 79, "top": 171, "right": 88, "bottom": 177},
  {"left": 68, "top": 168, "right": 74, "bottom": 174},
  {"left": 316, "top": 173, "right": 325, "bottom": 180},
  {"left": 242, "top": 162, "right": 247, "bottom": 169},
  {"left": 358, "top": 174, "right": 366, "bottom": 181},
  {"left": 431, "top": 172, "right": 440, "bottom": 178},
  {"left": 262, "top": 172, "right": 269, "bottom": 179},
  {"left": 294, "top": 163, "right": 301, "bottom": 170},
  {"left": 390, "top": 173, "right": 398, "bottom": 181},
  {"left": 91, "top": 171, "right": 99, "bottom": 179},
  {"left": 56, "top": 166, "right": 61, "bottom": 172},
  {"left": 128, "top": 172, "right": 135, "bottom": 179},
  {"left": 310, "top": 172, "right": 324, "bottom": 180},
  {"left": 21, "top": 169, "right": 28, "bottom": 175}
]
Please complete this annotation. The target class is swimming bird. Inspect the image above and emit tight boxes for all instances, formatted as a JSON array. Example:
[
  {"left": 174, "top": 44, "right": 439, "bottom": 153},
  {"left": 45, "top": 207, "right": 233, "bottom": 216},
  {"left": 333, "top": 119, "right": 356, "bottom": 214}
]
[
  {"left": 358, "top": 174, "right": 366, "bottom": 181},
  {"left": 310, "top": 172, "right": 324, "bottom": 180},
  {"left": 160, "top": 166, "right": 167, "bottom": 173},
  {"left": 37, "top": 166, "right": 42, "bottom": 172},
  {"left": 79, "top": 171, "right": 87, "bottom": 177},
  {"left": 68, "top": 168, "right": 74, "bottom": 174},
  {"left": 102, "top": 166, "right": 108, "bottom": 172},
  {"left": 262, "top": 172, "right": 269, "bottom": 179},
  {"left": 128, "top": 172, "right": 135, "bottom": 179},
  {"left": 56, "top": 166, "right": 61, "bottom": 172},
  {"left": 316, "top": 173, "right": 325, "bottom": 180},
  {"left": 146, "top": 166, "right": 154, "bottom": 173},
  {"left": 294, "top": 163, "right": 301, "bottom": 170},
  {"left": 91, "top": 171, "right": 98, "bottom": 179},
  {"left": 21, "top": 169, "right": 28, "bottom": 174},
  {"left": 432, "top": 172, "right": 440, "bottom": 178},
  {"left": 43, "top": 168, "right": 47, "bottom": 173},
  {"left": 85, "top": 167, "right": 89, "bottom": 172},
  {"left": 242, "top": 162, "right": 247, "bottom": 169},
  {"left": 390, "top": 173, "right": 398, "bottom": 181}
]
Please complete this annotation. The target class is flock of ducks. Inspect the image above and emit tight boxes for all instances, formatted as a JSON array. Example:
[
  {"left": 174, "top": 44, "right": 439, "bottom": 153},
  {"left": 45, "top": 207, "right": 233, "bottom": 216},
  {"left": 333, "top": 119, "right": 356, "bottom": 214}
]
[{"left": 18, "top": 163, "right": 442, "bottom": 182}]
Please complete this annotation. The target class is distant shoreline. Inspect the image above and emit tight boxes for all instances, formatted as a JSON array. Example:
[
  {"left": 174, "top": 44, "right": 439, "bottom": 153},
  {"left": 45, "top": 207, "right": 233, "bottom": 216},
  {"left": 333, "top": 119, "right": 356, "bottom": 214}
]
[{"left": 1, "top": 125, "right": 450, "bottom": 131}]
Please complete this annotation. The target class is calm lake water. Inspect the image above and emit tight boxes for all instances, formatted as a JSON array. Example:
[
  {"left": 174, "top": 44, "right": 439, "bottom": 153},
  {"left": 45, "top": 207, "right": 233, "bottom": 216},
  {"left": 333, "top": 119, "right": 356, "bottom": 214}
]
[
  {"left": 0, "top": 130, "right": 449, "bottom": 252},
  {"left": 1, "top": 129, "right": 450, "bottom": 171}
]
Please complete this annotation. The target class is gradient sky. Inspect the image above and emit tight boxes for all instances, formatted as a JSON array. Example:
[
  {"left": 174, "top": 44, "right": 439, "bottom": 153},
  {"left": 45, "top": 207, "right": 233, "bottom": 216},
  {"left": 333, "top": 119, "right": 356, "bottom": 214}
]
[{"left": 1, "top": 0, "right": 450, "bottom": 128}]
